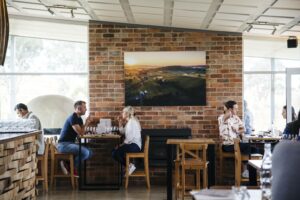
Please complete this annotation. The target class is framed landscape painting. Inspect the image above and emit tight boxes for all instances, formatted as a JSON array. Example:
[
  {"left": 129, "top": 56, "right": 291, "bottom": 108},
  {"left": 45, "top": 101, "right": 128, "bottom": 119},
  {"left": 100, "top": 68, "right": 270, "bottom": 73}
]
[{"left": 124, "top": 51, "right": 206, "bottom": 106}]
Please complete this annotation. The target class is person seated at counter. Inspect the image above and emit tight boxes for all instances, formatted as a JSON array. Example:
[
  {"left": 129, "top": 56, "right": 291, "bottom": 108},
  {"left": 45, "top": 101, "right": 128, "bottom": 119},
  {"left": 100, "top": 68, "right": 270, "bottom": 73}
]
[
  {"left": 112, "top": 106, "right": 142, "bottom": 175},
  {"left": 243, "top": 100, "right": 254, "bottom": 135},
  {"left": 14, "top": 103, "right": 44, "bottom": 155},
  {"left": 282, "top": 105, "right": 297, "bottom": 122},
  {"left": 218, "top": 100, "right": 257, "bottom": 178},
  {"left": 282, "top": 110, "right": 300, "bottom": 140},
  {"left": 57, "top": 100, "right": 93, "bottom": 175}
]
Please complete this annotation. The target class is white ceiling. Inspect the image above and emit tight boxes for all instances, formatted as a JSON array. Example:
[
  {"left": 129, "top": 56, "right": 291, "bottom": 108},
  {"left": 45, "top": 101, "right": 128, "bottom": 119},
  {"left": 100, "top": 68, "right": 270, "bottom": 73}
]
[{"left": 6, "top": 0, "right": 300, "bottom": 37}]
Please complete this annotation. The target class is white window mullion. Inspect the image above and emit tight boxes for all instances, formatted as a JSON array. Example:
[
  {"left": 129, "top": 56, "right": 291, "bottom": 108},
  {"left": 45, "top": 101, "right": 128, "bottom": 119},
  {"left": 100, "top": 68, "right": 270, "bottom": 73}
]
[{"left": 271, "top": 58, "right": 275, "bottom": 126}]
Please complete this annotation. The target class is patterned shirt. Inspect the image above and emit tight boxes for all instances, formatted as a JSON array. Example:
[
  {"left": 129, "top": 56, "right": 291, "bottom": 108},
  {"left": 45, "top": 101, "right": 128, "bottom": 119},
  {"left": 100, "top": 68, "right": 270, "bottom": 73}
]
[{"left": 218, "top": 114, "right": 244, "bottom": 145}]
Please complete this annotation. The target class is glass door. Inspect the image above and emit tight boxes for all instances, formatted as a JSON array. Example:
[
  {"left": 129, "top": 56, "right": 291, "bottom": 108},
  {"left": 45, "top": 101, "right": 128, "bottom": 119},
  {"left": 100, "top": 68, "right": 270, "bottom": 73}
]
[{"left": 286, "top": 68, "right": 300, "bottom": 123}]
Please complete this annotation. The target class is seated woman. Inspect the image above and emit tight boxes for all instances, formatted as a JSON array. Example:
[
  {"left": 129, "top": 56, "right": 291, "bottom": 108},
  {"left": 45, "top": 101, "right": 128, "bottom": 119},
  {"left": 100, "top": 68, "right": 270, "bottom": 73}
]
[
  {"left": 218, "top": 100, "right": 257, "bottom": 178},
  {"left": 282, "top": 105, "right": 297, "bottom": 122},
  {"left": 112, "top": 106, "right": 142, "bottom": 175},
  {"left": 282, "top": 110, "right": 300, "bottom": 140}
]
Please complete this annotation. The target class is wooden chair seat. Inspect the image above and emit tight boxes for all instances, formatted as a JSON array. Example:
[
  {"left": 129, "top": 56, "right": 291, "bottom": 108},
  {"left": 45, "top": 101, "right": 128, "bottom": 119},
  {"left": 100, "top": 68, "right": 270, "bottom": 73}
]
[
  {"left": 125, "top": 136, "right": 150, "bottom": 189},
  {"left": 126, "top": 152, "right": 144, "bottom": 158}
]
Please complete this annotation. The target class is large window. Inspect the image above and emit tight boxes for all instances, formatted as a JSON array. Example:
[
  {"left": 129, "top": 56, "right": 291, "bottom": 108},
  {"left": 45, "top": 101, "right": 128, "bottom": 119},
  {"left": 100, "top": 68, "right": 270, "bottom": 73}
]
[
  {"left": 244, "top": 57, "right": 300, "bottom": 131},
  {"left": 0, "top": 36, "right": 88, "bottom": 119}
]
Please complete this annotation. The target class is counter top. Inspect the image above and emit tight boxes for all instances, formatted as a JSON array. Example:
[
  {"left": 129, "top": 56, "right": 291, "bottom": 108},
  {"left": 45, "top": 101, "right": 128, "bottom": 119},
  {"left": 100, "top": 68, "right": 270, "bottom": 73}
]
[{"left": 0, "top": 131, "right": 39, "bottom": 144}]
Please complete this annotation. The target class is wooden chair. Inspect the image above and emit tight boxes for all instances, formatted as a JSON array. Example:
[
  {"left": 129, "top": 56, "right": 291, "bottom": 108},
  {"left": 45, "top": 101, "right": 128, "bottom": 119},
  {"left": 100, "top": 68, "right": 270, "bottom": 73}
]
[
  {"left": 125, "top": 136, "right": 150, "bottom": 189},
  {"left": 219, "top": 142, "right": 235, "bottom": 182},
  {"left": 234, "top": 138, "right": 262, "bottom": 187},
  {"left": 49, "top": 136, "right": 77, "bottom": 189},
  {"left": 177, "top": 143, "right": 208, "bottom": 200},
  {"left": 36, "top": 138, "right": 50, "bottom": 192}
]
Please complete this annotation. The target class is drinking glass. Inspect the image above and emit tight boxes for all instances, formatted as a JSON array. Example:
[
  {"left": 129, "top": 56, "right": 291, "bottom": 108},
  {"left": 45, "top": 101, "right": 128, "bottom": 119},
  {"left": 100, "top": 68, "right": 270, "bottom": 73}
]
[{"left": 232, "top": 186, "right": 250, "bottom": 200}]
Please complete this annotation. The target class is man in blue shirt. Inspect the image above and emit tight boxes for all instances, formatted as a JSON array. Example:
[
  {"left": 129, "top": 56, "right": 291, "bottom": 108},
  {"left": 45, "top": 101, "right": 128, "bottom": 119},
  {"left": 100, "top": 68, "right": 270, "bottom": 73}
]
[
  {"left": 57, "top": 100, "right": 93, "bottom": 175},
  {"left": 244, "top": 100, "right": 254, "bottom": 135}
]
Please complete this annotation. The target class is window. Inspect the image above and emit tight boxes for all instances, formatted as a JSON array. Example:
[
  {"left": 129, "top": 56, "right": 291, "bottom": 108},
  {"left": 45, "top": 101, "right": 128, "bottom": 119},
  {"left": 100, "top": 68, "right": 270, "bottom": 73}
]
[
  {"left": 0, "top": 35, "right": 88, "bottom": 119},
  {"left": 244, "top": 57, "right": 300, "bottom": 131}
]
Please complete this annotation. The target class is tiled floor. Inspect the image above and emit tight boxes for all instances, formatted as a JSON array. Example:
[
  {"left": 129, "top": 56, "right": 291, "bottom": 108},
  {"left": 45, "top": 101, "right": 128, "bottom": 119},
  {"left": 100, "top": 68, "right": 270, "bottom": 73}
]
[{"left": 37, "top": 186, "right": 167, "bottom": 200}]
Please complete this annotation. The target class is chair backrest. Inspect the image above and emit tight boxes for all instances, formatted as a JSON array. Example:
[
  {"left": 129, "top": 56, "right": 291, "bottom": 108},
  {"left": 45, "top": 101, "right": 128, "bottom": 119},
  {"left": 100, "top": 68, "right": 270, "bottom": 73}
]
[
  {"left": 143, "top": 136, "right": 150, "bottom": 158},
  {"left": 49, "top": 136, "right": 58, "bottom": 160},
  {"left": 180, "top": 143, "right": 208, "bottom": 164},
  {"left": 234, "top": 138, "right": 241, "bottom": 186},
  {"left": 43, "top": 138, "right": 50, "bottom": 160}
]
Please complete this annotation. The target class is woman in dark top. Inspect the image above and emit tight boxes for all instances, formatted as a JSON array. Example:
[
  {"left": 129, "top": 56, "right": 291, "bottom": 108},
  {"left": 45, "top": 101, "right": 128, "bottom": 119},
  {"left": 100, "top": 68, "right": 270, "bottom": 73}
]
[{"left": 283, "top": 110, "right": 300, "bottom": 139}]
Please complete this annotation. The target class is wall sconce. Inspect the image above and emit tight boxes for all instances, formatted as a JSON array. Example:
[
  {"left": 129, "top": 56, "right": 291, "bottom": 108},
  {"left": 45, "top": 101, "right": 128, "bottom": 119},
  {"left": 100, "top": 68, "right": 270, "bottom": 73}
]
[{"left": 0, "top": 0, "right": 9, "bottom": 66}]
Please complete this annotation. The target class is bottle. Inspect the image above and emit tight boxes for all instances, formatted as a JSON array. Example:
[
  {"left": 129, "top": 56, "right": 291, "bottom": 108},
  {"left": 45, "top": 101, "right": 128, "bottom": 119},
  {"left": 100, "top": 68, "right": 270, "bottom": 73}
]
[
  {"left": 270, "top": 122, "right": 275, "bottom": 136},
  {"left": 260, "top": 143, "right": 272, "bottom": 200}
]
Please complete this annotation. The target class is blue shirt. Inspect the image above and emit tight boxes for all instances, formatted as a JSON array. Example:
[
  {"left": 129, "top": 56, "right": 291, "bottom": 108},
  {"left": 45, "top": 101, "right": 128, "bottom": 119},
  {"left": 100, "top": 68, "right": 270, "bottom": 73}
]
[
  {"left": 244, "top": 109, "right": 254, "bottom": 135},
  {"left": 58, "top": 113, "right": 83, "bottom": 143}
]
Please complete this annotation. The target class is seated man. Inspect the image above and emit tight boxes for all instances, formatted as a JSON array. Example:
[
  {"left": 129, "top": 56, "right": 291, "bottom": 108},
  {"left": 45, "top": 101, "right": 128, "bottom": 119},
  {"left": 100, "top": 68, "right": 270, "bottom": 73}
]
[
  {"left": 14, "top": 103, "right": 44, "bottom": 155},
  {"left": 57, "top": 100, "right": 93, "bottom": 175},
  {"left": 218, "top": 100, "right": 257, "bottom": 178}
]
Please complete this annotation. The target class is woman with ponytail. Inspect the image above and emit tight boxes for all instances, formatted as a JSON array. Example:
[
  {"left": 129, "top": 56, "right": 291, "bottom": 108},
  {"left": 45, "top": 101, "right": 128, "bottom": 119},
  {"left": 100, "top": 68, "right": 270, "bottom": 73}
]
[{"left": 112, "top": 106, "right": 142, "bottom": 175}]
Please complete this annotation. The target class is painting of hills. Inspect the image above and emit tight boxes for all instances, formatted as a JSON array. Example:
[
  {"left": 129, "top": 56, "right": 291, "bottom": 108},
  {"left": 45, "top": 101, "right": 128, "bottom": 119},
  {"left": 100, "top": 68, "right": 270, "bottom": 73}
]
[{"left": 124, "top": 51, "right": 206, "bottom": 106}]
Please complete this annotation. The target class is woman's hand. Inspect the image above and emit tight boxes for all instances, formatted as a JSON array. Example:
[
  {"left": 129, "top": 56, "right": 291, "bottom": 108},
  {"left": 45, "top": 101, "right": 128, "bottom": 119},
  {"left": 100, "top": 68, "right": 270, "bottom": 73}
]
[{"left": 118, "top": 115, "right": 125, "bottom": 127}]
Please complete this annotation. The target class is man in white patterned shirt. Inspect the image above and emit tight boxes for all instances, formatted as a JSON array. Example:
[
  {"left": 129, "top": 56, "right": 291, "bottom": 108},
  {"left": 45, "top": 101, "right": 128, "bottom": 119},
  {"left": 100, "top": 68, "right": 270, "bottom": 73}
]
[{"left": 218, "top": 100, "right": 257, "bottom": 178}]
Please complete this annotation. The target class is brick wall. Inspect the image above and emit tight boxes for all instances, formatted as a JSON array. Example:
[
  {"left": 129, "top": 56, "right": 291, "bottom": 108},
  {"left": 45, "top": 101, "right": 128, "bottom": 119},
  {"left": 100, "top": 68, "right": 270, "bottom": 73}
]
[{"left": 88, "top": 21, "right": 243, "bottom": 184}]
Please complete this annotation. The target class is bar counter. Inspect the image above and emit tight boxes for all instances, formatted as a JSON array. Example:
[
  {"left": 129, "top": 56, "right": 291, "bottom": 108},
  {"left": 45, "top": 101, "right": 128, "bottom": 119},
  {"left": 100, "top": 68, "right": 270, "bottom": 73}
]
[{"left": 0, "top": 131, "right": 39, "bottom": 199}]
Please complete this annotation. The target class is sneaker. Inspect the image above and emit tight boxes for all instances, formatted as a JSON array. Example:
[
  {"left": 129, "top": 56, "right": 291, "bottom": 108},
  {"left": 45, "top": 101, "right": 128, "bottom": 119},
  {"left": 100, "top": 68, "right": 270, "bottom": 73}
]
[
  {"left": 73, "top": 168, "right": 79, "bottom": 178},
  {"left": 242, "top": 170, "right": 249, "bottom": 178},
  {"left": 128, "top": 163, "right": 136, "bottom": 175},
  {"left": 60, "top": 161, "right": 69, "bottom": 175}
]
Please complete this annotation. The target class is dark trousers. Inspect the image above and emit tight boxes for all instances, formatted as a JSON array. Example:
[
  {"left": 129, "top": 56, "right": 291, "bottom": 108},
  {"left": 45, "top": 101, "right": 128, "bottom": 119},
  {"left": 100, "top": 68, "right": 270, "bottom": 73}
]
[
  {"left": 222, "top": 143, "right": 258, "bottom": 155},
  {"left": 112, "top": 143, "right": 140, "bottom": 166}
]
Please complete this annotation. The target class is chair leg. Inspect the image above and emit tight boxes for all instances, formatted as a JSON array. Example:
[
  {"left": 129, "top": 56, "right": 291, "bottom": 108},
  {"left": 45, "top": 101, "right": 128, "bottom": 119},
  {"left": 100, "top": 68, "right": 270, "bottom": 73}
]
[
  {"left": 203, "top": 168, "right": 208, "bottom": 189},
  {"left": 50, "top": 158, "right": 55, "bottom": 188},
  {"left": 44, "top": 159, "right": 48, "bottom": 192},
  {"left": 144, "top": 158, "right": 150, "bottom": 189},
  {"left": 175, "top": 162, "right": 180, "bottom": 200},
  {"left": 70, "top": 157, "right": 75, "bottom": 190},
  {"left": 220, "top": 155, "right": 223, "bottom": 183},
  {"left": 41, "top": 159, "right": 46, "bottom": 192},
  {"left": 196, "top": 169, "right": 200, "bottom": 190},
  {"left": 181, "top": 167, "right": 185, "bottom": 200},
  {"left": 125, "top": 156, "right": 129, "bottom": 189}
]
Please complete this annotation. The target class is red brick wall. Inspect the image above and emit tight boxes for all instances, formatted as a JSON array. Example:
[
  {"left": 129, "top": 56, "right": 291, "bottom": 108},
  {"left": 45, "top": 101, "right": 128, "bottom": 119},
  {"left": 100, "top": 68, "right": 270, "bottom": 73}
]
[
  {"left": 89, "top": 21, "right": 243, "bottom": 138},
  {"left": 88, "top": 21, "right": 243, "bottom": 185}
]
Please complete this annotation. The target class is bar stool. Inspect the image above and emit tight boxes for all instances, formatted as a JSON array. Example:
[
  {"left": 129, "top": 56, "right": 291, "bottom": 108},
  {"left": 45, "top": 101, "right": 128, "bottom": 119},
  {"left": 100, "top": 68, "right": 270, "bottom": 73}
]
[
  {"left": 176, "top": 143, "right": 208, "bottom": 200},
  {"left": 125, "top": 136, "right": 150, "bottom": 189},
  {"left": 234, "top": 138, "right": 262, "bottom": 186},
  {"left": 36, "top": 138, "right": 50, "bottom": 192},
  {"left": 50, "top": 137, "right": 77, "bottom": 189}
]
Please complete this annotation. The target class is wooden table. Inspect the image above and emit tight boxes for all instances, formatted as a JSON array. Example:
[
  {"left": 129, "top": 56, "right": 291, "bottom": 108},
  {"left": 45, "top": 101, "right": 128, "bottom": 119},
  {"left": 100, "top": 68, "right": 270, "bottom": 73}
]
[
  {"left": 248, "top": 159, "right": 263, "bottom": 186},
  {"left": 248, "top": 160, "right": 262, "bottom": 170},
  {"left": 166, "top": 138, "right": 216, "bottom": 200},
  {"left": 245, "top": 134, "right": 281, "bottom": 142},
  {"left": 191, "top": 189, "right": 262, "bottom": 200},
  {"left": 79, "top": 133, "right": 121, "bottom": 190}
]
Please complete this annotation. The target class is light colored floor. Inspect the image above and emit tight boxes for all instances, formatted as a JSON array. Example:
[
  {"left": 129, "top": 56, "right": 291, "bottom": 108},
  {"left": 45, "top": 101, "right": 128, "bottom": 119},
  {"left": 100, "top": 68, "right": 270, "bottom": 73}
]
[{"left": 37, "top": 186, "right": 167, "bottom": 200}]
